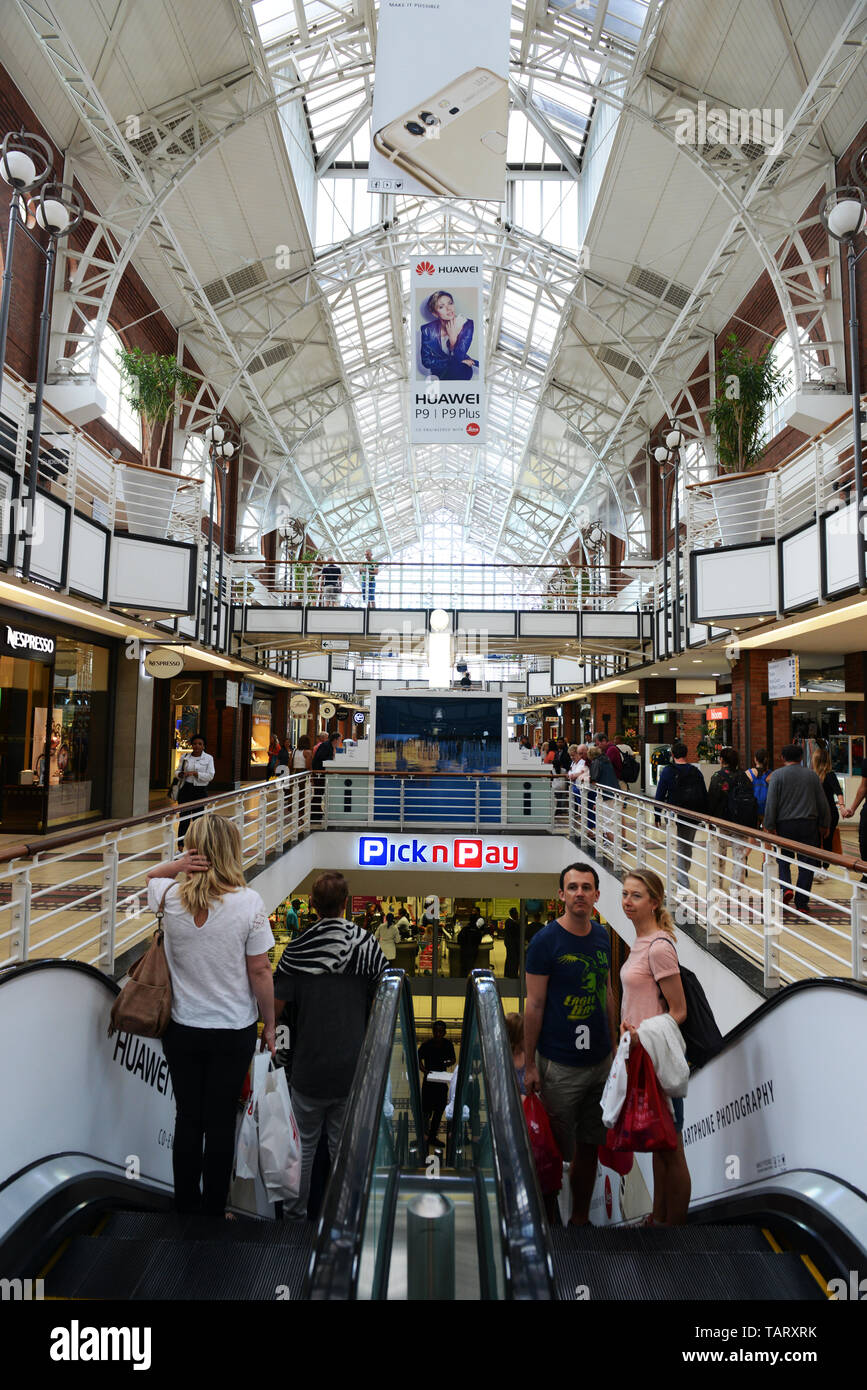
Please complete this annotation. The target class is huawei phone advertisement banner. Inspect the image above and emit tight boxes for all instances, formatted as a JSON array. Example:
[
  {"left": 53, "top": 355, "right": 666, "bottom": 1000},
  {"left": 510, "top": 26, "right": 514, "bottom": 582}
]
[
  {"left": 369, "top": 0, "right": 510, "bottom": 200},
  {"left": 411, "top": 255, "right": 486, "bottom": 444}
]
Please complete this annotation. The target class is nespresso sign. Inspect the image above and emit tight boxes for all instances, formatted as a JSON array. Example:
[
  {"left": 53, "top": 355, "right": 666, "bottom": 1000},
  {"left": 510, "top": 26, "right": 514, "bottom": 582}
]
[{"left": 2, "top": 625, "right": 55, "bottom": 661}]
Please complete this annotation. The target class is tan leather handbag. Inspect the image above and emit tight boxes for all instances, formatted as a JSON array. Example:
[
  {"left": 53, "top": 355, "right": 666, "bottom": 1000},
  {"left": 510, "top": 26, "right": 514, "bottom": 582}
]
[{"left": 108, "top": 910, "right": 172, "bottom": 1038}]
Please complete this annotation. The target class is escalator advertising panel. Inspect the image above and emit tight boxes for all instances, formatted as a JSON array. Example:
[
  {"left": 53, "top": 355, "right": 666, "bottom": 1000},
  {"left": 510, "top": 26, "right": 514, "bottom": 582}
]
[
  {"left": 368, "top": 0, "right": 510, "bottom": 200},
  {"left": 0, "top": 967, "right": 174, "bottom": 1198},
  {"left": 410, "top": 255, "right": 486, "bottom": 444},
  {"left": 590, "top": 982, "right": 867, "bottom": 1227}
]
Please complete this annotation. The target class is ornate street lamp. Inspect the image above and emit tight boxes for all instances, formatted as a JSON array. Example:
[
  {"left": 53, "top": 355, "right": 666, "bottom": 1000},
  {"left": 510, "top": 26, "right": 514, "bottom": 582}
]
[
  {"left": 654, "top": 423, "right": 684, "bottom": 656},
  {"left": 0, "top": 131, "right": 52, "bottom": 410}
]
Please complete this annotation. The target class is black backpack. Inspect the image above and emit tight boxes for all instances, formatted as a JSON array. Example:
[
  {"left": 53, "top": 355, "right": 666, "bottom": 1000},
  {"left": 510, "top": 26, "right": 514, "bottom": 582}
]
[
  {"left": 727, "top": 770, "right": 759, "bottom": 828},
  {"left": 619, "top": 750, "right": 640, "bottom": 783},
  {"left": 666, "top": 762, "right": 707, "bottom": 813},
  {"left": 650, "top": 937, "right": 724, "bottom": 1068}
]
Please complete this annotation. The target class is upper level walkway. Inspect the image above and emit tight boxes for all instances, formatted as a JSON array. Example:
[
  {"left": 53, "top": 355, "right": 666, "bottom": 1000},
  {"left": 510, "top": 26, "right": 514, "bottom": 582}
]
[{"left": 1, "top": 772, "right": 864, "bottom": 996}]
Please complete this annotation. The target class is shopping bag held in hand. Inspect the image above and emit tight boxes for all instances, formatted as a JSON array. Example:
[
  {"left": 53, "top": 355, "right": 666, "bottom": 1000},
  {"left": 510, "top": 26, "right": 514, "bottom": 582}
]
[
  {"left": 523, "top": 1092, "right": 563, "bottom": 1195},
  {"left": 235, "top": 1051, "right": 271, "bottom": 1181},
  {"left": 257, "top": 1065, "right": 302, "bottom": 1202},
  {"left": 605, "top": 1040, "right": 677, "bottom": 1153}
]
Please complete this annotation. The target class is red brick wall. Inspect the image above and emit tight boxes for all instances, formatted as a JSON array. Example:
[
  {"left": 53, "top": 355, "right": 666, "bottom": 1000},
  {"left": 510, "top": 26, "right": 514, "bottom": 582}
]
[{"left": 730, "top": 649, "right": 792, "bottom": 768}]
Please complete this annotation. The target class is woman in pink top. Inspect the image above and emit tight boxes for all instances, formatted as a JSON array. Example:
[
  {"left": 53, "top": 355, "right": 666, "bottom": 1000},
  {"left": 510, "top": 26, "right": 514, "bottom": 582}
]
[{"left": 620, "top": 868, "right": 691, "bottom": 1225}]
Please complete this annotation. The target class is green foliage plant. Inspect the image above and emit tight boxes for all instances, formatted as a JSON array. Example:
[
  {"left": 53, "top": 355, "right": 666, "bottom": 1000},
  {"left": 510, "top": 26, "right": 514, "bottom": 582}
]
[
  {"left": 117, "top": 346, "right": 197, "bottom": 467},
  {"left": 707, "top": 333, "right": 788, "bottom": 473}
]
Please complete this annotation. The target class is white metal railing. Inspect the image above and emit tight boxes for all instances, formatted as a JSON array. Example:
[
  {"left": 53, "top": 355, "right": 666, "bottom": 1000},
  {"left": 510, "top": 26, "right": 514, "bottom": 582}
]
[
  {"left": 566, "top": 784, "right": 867, "bottom": 989},
  {"left": 229, "top": 559, "right": 651, "bottom": 615},
  {"left": 685, "top": 400, "right": 863, "bottom": 551},
  {"left": 0, "top": 774, "right": 310, "bottom": 974},
  {"left": 0, "top": 368, "right": 203, "bottom": 550}
]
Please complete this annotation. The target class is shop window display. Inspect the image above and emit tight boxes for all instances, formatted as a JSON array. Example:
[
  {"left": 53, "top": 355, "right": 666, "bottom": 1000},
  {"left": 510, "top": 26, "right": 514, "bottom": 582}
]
[
  {"left": 170, "top": 678, "right": 202, "bottom": 783},
  {"left": 251, "top": 698, "right": 272, "bottom": 769},
  {"left": 47, "top": 639, "right": 109, "bottom": 826}
]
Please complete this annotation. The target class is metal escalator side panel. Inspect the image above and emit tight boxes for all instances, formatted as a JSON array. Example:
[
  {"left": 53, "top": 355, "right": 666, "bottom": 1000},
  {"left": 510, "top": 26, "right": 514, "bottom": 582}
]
[
  {"left": 305, "top": 969, "right": 420, "bottom": 1300},
  {"left": 452, "top": 969, "right": 556, "bottom": 1299}
]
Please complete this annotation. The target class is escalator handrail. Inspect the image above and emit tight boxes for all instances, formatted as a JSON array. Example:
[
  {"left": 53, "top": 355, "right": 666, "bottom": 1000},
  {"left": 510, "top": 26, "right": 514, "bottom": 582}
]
[
  {"left": 305, "top": 967, "right": 423, "bottom": 1300},
  {"left": 449, "top": 969, "right": 556, "bottom": 1300}
]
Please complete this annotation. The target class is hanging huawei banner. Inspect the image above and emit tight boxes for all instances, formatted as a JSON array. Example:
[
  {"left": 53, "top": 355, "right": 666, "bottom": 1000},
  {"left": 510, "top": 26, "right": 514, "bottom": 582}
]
[
  {"left": 368, "top": 0, "right": 510, "bottom": 201},
  {"left": 410, "top": 255, "right": 486, "bottom": 444}
]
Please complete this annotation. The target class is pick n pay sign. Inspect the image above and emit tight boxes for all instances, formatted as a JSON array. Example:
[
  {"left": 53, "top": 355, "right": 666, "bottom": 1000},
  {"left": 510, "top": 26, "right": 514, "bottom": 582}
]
[{"left": 358, "top": 835, "right": 519, "bottom": 871}]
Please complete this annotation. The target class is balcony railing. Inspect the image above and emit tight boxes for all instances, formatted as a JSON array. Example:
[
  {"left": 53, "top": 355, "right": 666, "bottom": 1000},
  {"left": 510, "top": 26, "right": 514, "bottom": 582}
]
[
  {"left": 685, "top": 399, "right": 863, "bottom": 551},
  {"left": 229, "top": 559, "right": 649, "bottom": 614}
]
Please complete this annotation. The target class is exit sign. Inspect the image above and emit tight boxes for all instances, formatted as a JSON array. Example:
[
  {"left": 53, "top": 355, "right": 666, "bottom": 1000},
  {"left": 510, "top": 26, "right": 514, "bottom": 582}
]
[{"left": 652, "top": 712, "right": 667, "bottom": 724}]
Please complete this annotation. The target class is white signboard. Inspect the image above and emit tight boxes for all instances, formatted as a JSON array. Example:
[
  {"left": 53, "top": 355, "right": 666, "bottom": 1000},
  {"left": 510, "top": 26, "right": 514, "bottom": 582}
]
[
  {"left": 369, "top": 0, "right": 510, "bottom": 200},
  {"left": 290, "top": 693, "right": 310, "bottom": 716},
  {"left": 225, "top": 679, "right": 239, "bottom": 709},
  {"left": 768, "top": 654, "right": 799, "bottom": 700},
  {"left": 411, "top": 255, "right": 485, "bottom": 444},
  {"left": 144, "top": 646, "right": 184, "bottom": 678}
]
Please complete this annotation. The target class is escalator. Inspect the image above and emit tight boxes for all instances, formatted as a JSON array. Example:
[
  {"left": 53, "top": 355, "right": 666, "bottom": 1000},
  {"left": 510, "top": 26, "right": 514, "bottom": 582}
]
[
  {"left": 463, "top": 970, "right": 867, "bottom": 1302},
  {"left": 2, "top": 959, "right": 865, "bottom": 1301}
]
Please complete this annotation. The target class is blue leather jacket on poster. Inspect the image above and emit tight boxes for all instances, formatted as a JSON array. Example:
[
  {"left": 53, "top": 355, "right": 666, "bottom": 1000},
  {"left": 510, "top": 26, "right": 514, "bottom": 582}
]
[{"left": 420, "top": 318, "right": 476, "bottom": 374}]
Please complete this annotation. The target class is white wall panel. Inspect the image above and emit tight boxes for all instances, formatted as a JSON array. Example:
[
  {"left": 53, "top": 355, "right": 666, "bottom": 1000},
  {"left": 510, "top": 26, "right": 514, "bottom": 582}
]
[
  {"left": 68, "top": 515, "right": 107, "bottom": 599},
  {"left": 30, "top": 495, "right": 67, "bottom": 585},
  {"left": 367, "top": 610, "right": 427, "bottom": 635},
  {"left": 305, "top": 607, "right": 366, "bottom": 634},
  {"left": 692, "top": 545, "right": 777, "bottom": 621},
  {"left": 582, "top": 611, "right": 639, "bottom": 640},
  {"left": 553, "top": 657, "right": 587, "bottom": 685},
  {"left": 330, "top": 667, "right": 356, "bottom": 693},
  {"left": 245, "top": 607, "right": 303, "bottom": 634},
  {"left": 295, "top": 653, "right": 330, "bottom": 682},
  {"left": 108, "top": 536, "right": 193, "bottom": 611},
  {"left": 518, "top": 612, "right": 578, "bottom": 637},
  {"left": 528, "top": 671, "right": 552, "bottom": 696},
  {"left": 824, "top": 503, "right": 861, "bottom": 595},
  {"left": 457, "top": 610, "right": 516, "bottom": 636},
  {"left": 781, "top": 526, "right": 819, "bottom": 609}
]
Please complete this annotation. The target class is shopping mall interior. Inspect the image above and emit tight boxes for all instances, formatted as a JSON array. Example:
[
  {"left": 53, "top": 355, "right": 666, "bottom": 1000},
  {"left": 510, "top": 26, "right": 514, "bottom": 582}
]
[{"left": 0, "top": 0, "right": 866, "bottom": 1329}]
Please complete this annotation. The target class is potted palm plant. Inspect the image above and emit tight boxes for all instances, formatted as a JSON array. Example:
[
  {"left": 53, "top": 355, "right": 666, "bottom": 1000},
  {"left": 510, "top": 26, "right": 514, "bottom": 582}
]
[
  {"left": 116, "top": 347, "right": 197, "bottom": 537},
  {"left": 706, "top": 334, "right": 788, "bottom": 544}
]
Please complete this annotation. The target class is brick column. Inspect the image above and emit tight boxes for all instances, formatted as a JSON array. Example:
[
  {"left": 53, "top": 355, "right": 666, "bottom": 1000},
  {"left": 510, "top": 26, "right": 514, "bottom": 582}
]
[
  {"left": 729, "top": 648, "right": 792, "bottom": 767},
  {"left": 638, "top": 678, "right": 677, "bottom": 745},
  {"left": 679, "top": 701, "right": 704, "bottom": 759},
  {"left": 590, "top": 693, "right": 618, "bottom": 738}
]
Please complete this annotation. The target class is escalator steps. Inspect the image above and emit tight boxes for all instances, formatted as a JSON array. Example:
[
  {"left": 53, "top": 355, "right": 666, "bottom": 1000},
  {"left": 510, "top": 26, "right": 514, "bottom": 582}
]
[
  {"left": 45, "top": 1231, "right": 314, "bottom": 1301},
  {"left": 552, "top": 1250, "right": 823, "bottom": 1301},
  {"left": 99, "top": 1209, "right": 313, "bottom": 1246},
  {"left": 551, "top": 1224, "right": 771, "bottom": 1254}
]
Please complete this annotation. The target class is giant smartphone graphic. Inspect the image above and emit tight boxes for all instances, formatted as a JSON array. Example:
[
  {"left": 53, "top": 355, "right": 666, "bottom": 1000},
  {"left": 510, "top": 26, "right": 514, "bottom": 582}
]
[{"left": 372, "top": 67, "right": 508, "bottom": 199}]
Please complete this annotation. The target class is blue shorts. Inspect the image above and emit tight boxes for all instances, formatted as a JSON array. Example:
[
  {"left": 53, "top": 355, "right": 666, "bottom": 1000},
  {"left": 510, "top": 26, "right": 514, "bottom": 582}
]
[{"left": 671, "top": 1095, "right": 684, "bottom": 1133}]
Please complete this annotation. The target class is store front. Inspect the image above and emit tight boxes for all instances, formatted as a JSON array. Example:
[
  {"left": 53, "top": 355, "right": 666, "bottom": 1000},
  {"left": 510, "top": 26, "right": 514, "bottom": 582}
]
[
  {"left": 167, "top": 676, "right": 204, "bottom": 788},
  {"left": 0, "top": 615, "right": 112, "bottom": 833}
]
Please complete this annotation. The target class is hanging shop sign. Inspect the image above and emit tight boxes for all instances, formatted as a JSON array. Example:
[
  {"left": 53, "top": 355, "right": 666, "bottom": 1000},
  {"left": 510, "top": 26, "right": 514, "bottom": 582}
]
[
  {"left": 706, "top": 706, "right": 729, "bottom": 722},
  {"left": 1, "top": 623, "right": 55, "bottom": 662},
  {"left": 358, "top": 834, "right": 518, "bottom": 871},
  {"left": 290, "top": 693, "right": 311, "bottom": 716},
  {"left": 353, "top": 711, "right": 366, "bottom": 725},
  {"left": 239, "top": 680, "right": 255, "bottom": 705},
  {"left": 144, "top": 647, "right": 184, "bottom": 678},
  {"left": 320, "top": 701, "right": 336, "bottom": 720},
  {"left": 225, "top": 680, "right": 239, "bottom": 709},
  {"left": 768, "top": 655, "right": 799, "bottom": 700},
  {"left": 410, "top": 255, "right": 486, "bottom": 446},
  {"left": 368, "top": 0, "right": 510, "bottom": 201}
]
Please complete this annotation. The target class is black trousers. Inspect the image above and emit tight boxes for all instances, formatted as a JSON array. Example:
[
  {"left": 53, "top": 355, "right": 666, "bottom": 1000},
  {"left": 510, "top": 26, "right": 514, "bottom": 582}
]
[
  {"left": 421, "top": 1078, "right": 449, "bottom": 1145},
  {"left": 162, "top": 1020, "right": 257, "bottom": 1215},
  {"left": 177, "top": 782, "right": 208, "bottom": 847},
  {"left": 775, "top": 818, "right": 820, "bottom": 912}
]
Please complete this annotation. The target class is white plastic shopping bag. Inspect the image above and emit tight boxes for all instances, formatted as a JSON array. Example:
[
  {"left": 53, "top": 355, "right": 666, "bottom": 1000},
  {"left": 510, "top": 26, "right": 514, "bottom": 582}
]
[
  {"left": 257, "top": 1066, "right": 302, "bottom": 1202},
  {"left": 600, "top": 1032, "right": 631, "bottom": 1128},
  {"left": 235, "top": 1050, "right": 271, "bottom": 1180}
]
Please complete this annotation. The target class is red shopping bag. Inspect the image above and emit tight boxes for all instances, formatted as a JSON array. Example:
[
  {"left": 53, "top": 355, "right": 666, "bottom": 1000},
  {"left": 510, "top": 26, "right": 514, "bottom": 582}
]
[
  {"left": 523, "top": 1093, "right": 563, "bottom": 1195},
  {"left": 605, "top": 1040, "right": 677, "bottom": 1153},
  {"left": 597, "top": 1144, "right": 633, "bottom": 1176}
]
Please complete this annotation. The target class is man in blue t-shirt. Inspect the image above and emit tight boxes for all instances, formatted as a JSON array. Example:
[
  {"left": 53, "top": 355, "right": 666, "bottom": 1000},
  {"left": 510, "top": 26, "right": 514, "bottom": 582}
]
[{"left": 524, "top": 862, "right": 616, "bottom": 1225}]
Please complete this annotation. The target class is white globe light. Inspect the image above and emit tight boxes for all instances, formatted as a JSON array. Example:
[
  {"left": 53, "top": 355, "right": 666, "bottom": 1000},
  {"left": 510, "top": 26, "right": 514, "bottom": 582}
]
[
  {"left": 220, "top": 441, "right": 234, "bottom": 459},
  {"left": 827, "top": 197, "right": 866, "bottom": 239},
  {"left": 207, "top": 421, "right": 225, "bottom": 445},
  {"left": 429, "top": 607, "right": 450, "bottom": 633},
  {"left": 665, "top": 428, "right": 682, "bottom": 450},
  {"left": 1, "top": 149, "right": 37, "bottom": 189},
  {"left": 654, "top": 445, "right": 668, "bottom": 463},
  {"left": 35, "top": 198, "right": 70, "bottom": 233}
]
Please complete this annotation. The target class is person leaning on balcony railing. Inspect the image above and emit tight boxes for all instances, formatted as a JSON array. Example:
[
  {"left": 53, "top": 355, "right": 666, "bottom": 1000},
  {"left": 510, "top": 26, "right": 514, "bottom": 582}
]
[{"left": 841, "top": 770, "right": 867, "bottom": 884}]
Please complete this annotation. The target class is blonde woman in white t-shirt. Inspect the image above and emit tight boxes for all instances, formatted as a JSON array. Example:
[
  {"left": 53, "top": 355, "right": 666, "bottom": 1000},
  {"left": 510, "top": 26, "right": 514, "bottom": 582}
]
[{"left": 145, "top": 814, "right": 276, "bottom": 1217}]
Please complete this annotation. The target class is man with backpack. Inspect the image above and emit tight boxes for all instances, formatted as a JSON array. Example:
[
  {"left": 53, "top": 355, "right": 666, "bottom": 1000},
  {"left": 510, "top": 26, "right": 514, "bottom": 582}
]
[
  {"left": 589, "top": 734, "right": 621, "bottom": 842},
  {"left": 615, "top": 738, "right": 641, "bottom": 789},
  {"left": 654, "top": 741, "right": 708, "bottom": 891},
  {"left": 707, "top": 747, "right": 757, "bottom": 891}
]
